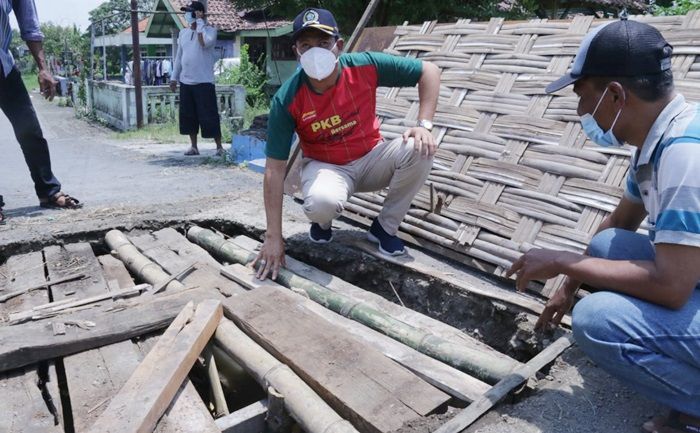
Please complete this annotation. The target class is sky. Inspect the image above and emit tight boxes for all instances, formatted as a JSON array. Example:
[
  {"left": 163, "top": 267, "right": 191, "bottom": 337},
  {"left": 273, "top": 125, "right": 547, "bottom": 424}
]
[{"left": 11, "top": 0, "right": 107, "bottom": 31}]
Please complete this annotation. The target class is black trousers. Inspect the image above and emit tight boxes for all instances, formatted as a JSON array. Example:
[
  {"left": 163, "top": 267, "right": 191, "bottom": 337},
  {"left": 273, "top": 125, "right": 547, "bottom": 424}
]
[
  {"left": 0, "top": 66, "right": 61, "bottom": 200},
  {"left": 179, "top": 82, "right": 221, "bottom": 139}
]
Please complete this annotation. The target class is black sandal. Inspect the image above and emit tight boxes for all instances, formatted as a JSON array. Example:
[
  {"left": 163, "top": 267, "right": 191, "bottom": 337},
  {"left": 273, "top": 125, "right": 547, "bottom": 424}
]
[{"left": 39, "top": 192, "right": 83, "bottom": 210}]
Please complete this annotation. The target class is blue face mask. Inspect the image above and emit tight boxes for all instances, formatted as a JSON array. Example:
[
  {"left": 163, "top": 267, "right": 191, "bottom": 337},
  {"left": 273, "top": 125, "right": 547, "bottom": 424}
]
[
  {"left": 184, "top": 13, "right": 196, "bottom": 25},
  {"left": 580, "top": 87, "right": 624, "bottom": 148}
]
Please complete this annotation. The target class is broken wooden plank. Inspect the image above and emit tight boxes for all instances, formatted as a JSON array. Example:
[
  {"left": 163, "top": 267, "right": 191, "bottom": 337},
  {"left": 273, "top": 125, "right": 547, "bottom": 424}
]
[
  {"left": 434, "top": 333, "right": 575, "bottom": 433},
  {"left": 0, "top": 285, "right": 222, "bottom": 373},
  {"left": 216, "top": 318, "right": 359, "bottom": 433},
  {"left": 136, "top": 334, "right": 220, "bottom": 433},
  {"left": 86, "top": 300, "right": 223, "bottom": 433},
  {"left": 105, "top": 230, "right": 186, "bottom": 292},
  {"left": 215, "top": 399, "right": 268, "bottom": 433},
  {"left": 224, "top": 286, "right": 450, "bottom": 433},
  {"left": 8, "top": 283, "right": 150, "bottom": 324},
  {"left": 233, "top": 235, "right": 509, "bottom": 354},
  {"left": 61, "top": 255, "right": 218, "bottom": 433},
  {"left": 191, "top": 227, "right": 519, "bottom": 384},
  {"left": 225, "top": 263, "right": 490, "bottom": 402},
  {"left": 128, "top": 229, "right": 243, "bottom": 297},
  {"left": 63, "top": 254, "right": 155, "bottom": 431},
  {"left": 0, "top": 272, "right": 86, "bottom": 302},
  {"left": 0, "top": 252, "right": 63, "bottom": 433}
]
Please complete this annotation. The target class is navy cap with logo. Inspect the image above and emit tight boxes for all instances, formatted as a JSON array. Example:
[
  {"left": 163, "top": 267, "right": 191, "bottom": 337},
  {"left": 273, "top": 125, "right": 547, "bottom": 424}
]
[
  {"left": 180, "top": 1, "right": 205, "bottom": 13},
  {"left": 546, "top": 19, "right": 673, "bottom": 94},
  {"left": 292, "top": 8, "right": 340, "bottom": 42}
]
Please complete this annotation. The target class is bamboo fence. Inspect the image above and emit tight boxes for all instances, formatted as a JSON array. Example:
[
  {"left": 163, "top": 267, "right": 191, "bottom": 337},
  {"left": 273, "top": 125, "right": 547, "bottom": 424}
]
[{"left": 343, "top": 12, "right": 700, "bottom": 298}]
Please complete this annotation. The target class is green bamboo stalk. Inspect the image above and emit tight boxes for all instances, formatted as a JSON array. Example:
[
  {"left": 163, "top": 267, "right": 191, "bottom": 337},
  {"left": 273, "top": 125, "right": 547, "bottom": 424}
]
[{"left": 187, "top": 226, "right": 521, "bottom": 384}]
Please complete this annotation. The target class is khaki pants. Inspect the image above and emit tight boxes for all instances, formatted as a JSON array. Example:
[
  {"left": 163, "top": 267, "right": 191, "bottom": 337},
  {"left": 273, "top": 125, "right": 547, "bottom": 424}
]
[{"left": 301, "top": 137, "right": 433, "bottom": 235}]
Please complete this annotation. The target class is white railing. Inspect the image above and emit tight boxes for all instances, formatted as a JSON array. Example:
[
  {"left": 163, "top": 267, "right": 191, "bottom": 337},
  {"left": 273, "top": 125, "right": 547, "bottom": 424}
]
[{"left": 85, "top": 80, "right": 245, "bottom": 131}]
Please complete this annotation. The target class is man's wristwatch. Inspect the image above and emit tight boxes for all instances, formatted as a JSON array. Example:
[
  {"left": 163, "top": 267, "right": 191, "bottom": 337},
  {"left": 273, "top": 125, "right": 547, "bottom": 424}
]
[{"left": 418, "top": 119, "right": 434, "bottom": 131}]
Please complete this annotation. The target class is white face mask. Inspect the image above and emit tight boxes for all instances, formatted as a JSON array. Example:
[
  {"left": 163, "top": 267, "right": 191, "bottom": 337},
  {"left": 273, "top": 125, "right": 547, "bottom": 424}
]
[
  {"left": 580, "top": 87, "right": 624, "bottom": 148},
  {"left": 299, "top": 43, "right": 338, "bottom": 81}
]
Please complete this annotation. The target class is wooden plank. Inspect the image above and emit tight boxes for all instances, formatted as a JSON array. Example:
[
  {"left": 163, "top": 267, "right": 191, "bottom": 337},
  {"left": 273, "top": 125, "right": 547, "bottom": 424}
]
[
  {"left": 0, "top": 252, "right": 63, "bottom": 433},
  {"left": 225, "top": 263, "right": 490, "bottom": 402},
  {"left": 86, "top": 300, "right": 223, "bottom": 433},
  {"left": 129, "top": 230, "right": 243, "bottom": 297},
  {"left": 434, "top": 334, "right": 575, "bottom": 433},
  {"left": 0, "top": 286, "right": 223, "bottom": 373},
  {"left": 215, "top": 399, "right": 268, "bottom": 433},
  {"left": 231, "top": 235, "right": 510, "bottom": 358},
  {"left": 136, "top": 334, "right": 220, "bottom": 433},
  {"left": 225, "top": 286, "right": 450, "bottom": 433},
  {"left": 44, "top": 244, "right": 136, "bottom": 433}
]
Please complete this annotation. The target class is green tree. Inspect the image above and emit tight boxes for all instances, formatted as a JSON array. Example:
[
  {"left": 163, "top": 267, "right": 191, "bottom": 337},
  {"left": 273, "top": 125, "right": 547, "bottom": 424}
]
[
  {"left": 218, "top": 44, "right": 268, "bottom": 108},
  {"left": 228, "top": 0, "right": 541, "bottom": 34},
  {"left": 89, "top": 0, "right": 155, "bottom": 35},
  {"left": 653, "top": 0, "right": 700, "bottom": 15}
]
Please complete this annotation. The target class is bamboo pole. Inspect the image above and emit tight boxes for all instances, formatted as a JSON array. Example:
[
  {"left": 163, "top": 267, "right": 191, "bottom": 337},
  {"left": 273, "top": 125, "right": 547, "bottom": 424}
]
[
  {"left": 105, "top": 230, "right": 185, "bottom": 291},
  {"left": 215, "top": 319, "right": 359, "bottom": 433},
  {"left": 187, "top": 226, "right": 520, "bottom": 384}
]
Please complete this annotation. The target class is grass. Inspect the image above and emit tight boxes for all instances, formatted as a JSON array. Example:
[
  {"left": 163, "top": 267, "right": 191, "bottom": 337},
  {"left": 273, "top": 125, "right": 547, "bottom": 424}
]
[
  {"left": 21, "top": 72, "right": 38, "bottom": 92},
  {"left": 113, "top": 121, "right": 182, "bottom": 143},
  {"left": 112, "top": 101, "right": 268, "bottom": 144}
]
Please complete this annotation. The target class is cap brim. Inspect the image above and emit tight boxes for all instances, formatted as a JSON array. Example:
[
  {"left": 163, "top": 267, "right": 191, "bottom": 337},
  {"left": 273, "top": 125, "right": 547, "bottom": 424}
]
[
  {"left": 180, "top": 6, "right": 193, "bottom": 11},
  {"left": 545, "top": 73, "right": 581, "bottom": 94},
  {"left": 293, "top": 24, "right": 337, "bottom": 41}
]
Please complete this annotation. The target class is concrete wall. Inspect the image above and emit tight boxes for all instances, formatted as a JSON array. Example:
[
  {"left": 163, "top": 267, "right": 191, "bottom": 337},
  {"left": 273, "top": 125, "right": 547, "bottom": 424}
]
[{"left": 86, "top": 80, "right": 245, "bottom": 131}]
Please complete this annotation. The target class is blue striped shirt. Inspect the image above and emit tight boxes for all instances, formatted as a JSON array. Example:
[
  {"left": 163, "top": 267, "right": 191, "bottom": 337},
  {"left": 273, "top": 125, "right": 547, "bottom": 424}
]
[
  {"left": 625, "top": 94, "right": 700, "bottom": 247},
  {"left": 0, "top": 0, "right": 43, "bottom": 77}
]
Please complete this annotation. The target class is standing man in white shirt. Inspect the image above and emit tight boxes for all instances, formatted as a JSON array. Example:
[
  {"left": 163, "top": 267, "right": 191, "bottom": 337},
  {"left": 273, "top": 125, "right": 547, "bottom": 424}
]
[{"left": 169, "top": 1, "right": 223, "bottom": 156}]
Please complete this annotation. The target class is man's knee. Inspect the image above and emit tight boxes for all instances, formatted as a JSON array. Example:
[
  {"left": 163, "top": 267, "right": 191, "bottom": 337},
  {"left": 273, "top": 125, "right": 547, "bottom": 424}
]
[
  {"left": 303, "top": 194, "right": 344, "bottom": 224},
  {"left": 572, "top": 291, "right": 632, "bottom": 354},
  {"left": 395, "top": 138, "right": 434, "bottom": 172},
  {"left": 587, "top": 228, "right": 618, "bottom": 259}
]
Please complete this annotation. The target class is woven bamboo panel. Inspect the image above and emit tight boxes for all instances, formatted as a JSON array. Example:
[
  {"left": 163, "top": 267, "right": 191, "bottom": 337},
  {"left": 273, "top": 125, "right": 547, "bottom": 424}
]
[{"left": 344, "top": 11, "right": 700, "bottom": 298}]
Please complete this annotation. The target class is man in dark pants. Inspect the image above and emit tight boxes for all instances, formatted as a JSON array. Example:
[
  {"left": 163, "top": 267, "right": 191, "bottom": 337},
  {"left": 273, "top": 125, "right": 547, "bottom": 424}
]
[
  {"left": 169, "top": 1, "right": 223, "bottom": 156},
  {"left": 0, "top": 0, "right": 81, "bottom": 225}
]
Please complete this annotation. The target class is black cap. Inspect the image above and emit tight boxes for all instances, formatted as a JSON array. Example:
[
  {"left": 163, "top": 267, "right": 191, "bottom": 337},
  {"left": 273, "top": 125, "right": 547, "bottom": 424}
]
[
  {"left": 292, "top": 8, "right": 340, "bottom": 42},
  {"left": 546, "top": 19, "right": 673, "bottom": 94},
  {"left": 180, "top": 1, "right": 205, "bottom": 13}
]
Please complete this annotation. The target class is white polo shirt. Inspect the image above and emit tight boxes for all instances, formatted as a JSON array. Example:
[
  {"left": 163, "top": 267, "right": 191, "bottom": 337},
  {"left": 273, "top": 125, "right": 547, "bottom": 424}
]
[{"left": 625, "top": 94, "right": 700, "bottom": 247}]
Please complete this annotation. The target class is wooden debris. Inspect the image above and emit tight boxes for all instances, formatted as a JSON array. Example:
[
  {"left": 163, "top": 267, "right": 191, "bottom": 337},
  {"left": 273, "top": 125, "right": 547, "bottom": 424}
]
[
  {"left": 52, "top": 321, "right": 67, "bottom": 335},
  {"left": 191, "top": 226, "right": 519, "bottom": 384},
  {"left": 0, "top": 272, "right": 86, "bottom": 302},
  {"left": 215, "top": 399, "right": 268, "bottom": 433},
  {"left": 86, "top": 300, "right": 223, "bottom": 433},
  {"left": 434, "top": 334, "right": 575, "bottom": 433},
  {"left": 0, "top": 252, "right": 64, "bottom": 433},
  {"left": 215, "top": 318, "right": 359, "bottom": 433},
  {"left": 8, "top": 283, "right": 150, "bottom": 324},
  {"left": 0, "top": 285, "right": 222, "bottom": 373},
  {"left": 225, "top": 263, "right": 490, "bottom": 402},
  {"left": 105, "top": 229, "right": 186, "bottom": 292},
  {"left": 224, "top": 285, "right": 450, "bottom": 433}
]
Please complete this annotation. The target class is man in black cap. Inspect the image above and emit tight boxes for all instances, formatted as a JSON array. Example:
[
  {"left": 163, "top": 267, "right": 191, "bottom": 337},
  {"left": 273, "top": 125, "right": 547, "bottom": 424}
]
[
  {"left": 253, "top": 7, "right": 441, "bottom": 276},
  {"left": 508, "top": 18, "right": 700, "bottom": 433},
  {"left": 170, "top": 1, "right": 223, "bottom": 156}
]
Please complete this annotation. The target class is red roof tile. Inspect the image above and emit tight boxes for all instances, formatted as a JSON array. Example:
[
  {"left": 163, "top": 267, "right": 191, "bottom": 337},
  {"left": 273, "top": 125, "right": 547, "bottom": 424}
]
[
  {"left": 167, "top": 0, "right": 290, "bottom": 33},
  {"left": 121, "top": 17, "right": 150, "bottom": 34}
]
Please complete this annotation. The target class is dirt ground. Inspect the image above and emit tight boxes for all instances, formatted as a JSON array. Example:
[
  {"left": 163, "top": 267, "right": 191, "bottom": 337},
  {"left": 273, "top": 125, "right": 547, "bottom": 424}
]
[{"left": 0, "top": 95, "right": 665, "bottom": 433}]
